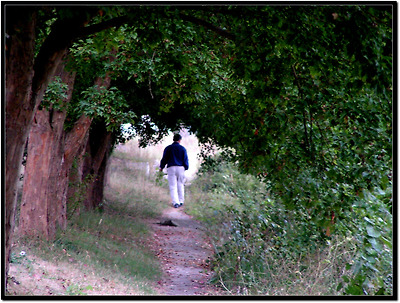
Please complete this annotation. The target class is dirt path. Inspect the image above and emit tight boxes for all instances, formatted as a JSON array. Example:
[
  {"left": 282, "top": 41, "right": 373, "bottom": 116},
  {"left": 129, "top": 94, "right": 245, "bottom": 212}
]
[{"left": 151, "top": 206, "right": 221, "bottom": 296}]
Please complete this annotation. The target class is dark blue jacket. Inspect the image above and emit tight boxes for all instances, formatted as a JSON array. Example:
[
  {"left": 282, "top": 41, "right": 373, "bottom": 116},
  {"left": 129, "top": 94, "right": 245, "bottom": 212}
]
[{"left": 160, "top": 142, "right": 189, "bottom": 170}]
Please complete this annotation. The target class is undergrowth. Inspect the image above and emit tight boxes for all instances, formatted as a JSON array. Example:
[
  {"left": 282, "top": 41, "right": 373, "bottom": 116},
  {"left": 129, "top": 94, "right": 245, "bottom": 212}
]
[{"left": 186, "top": 156, "right": 392, "bottom": 296}]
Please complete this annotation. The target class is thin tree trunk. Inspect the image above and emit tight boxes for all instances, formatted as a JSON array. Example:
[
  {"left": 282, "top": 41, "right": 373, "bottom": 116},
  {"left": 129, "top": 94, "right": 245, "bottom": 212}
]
[
  {"left": 65, "top": 132, "right": 90, "bottom": 218},
  {"left": 78, "top": 72, "right": 114, "bottom": 210},
  {"left": 92, "top": 146, "right": 112, "bottom": 209},
  {"left": 82, "top": 122, "right": 113, "bottom": 210}
]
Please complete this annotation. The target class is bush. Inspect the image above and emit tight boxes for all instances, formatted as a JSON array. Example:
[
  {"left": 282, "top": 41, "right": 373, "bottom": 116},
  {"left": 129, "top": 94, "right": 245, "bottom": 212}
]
[
  {"left": 187, "top": 156, "right": 392, "bottom": 296},
  {"left": 338, "top": 187, "right": 392, "bottom": 295}
]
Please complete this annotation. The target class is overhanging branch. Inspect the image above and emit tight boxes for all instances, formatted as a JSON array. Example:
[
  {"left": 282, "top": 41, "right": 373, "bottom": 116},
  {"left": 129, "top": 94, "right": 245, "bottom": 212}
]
[
  {"left": 76, "top": 15, "right": 130, "bottom": 39},
  {"left": 179, "top": 13, "right": 236, "bottom": 41}
]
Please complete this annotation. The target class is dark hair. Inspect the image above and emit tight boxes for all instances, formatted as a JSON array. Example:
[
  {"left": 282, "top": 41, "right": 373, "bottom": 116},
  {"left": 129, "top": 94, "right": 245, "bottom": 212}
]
[{"left": 173, "top": 133, "right": 182, "bottom": 142}]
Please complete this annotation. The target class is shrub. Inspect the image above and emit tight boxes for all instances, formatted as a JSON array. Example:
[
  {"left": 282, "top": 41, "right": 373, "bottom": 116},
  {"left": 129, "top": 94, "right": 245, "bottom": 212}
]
[
  {"left": 188, "top": 156, "right": 392, "bottom": 296},
  {"left": 338, "top": 187, "right": 392, "bottom": 295}
]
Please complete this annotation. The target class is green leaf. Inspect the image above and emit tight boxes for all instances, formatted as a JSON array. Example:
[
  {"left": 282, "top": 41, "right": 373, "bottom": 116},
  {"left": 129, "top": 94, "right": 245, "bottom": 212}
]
[
  {"left": 366, "top": 225, "right": 381, "bottom": 238},
  {"left": 375, "top": 288, "right": 385, "bottom": 295},
  {"left": 345, "top": 284, "right": 364, "bottom": 295},
  {"left": 364, "top": 217, "right": 375, "bottom": 225},
  {"left": 368, "top": 238, "right": 383, "bottom": 253}
]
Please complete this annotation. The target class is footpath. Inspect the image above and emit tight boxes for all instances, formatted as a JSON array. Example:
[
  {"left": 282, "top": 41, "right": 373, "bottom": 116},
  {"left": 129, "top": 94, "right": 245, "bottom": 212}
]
[{"left": 151, "top": 206, "right": 222, "bottom": 296}]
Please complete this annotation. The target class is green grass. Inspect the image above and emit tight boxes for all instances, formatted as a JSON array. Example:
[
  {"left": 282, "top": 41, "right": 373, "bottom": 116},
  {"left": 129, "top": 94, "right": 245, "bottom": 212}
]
[
  {"left": 50, "top": 147, "right": 173, "bottom": 293},
  {"left": 14, "top": 189, "right": 163, "bottom": 295},
  {"left": 105, "top": 158, "right": 170, "bottom": 219},
  {"left": 10, "top": 141, "right": 177, "bottom": 295},
  {"left": 54, "top": 210, "right": 161, "bottom": 284},
  {"left": 12, "top": 202, "right": 161, "bottom": 295}
]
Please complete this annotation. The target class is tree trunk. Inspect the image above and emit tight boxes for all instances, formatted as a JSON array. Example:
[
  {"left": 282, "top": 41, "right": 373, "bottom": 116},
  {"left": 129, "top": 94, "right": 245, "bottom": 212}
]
[
  {"left": 5, "top": 7, "right": 37, "bottom": 285},
  {"left": 5, "top": 7, "right": 94, "bottom": 286},
  {"left": 19, "top": 66, "right": 77, "bottom": 239},
  {"left": 82, "top": 122, "right": 114, "bottom": 210},
  {"left": 92, "top": 147, "right": 112, "bottom": 209},
  {"left": 76, "top": 74, "right": 114, "bottom": 211},
  {"left": 63, "top": 115, "right": 93, "bottom": 216},
  {"left": 19, "top": 111, "right": 93, "bottom": 239},
  {"left": 65, "top": 131, "right": 91, "bottom": 218},
  {"left": 19, "top": 110, "right": 64, "bottom": 239},
  {"left": 5, "top": 6, "right": 127, "bottom": 287}
]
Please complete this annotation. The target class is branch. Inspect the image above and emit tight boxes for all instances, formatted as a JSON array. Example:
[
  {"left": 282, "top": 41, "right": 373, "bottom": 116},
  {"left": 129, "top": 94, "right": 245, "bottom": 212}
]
[
  {"left": 179, "top": 13, "right": 236, "bottom": 41},
  {"left": 75, "top": 15, "right": 130, "bottom": 39},
  {"left": 292, "top": 64, "right": 310, "bottom": 153}
]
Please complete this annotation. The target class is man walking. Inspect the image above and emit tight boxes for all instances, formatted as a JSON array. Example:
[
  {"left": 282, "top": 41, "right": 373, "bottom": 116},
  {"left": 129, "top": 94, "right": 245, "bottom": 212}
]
[{"left": 159, "top": 133, "right": 189, "bottom": 208}]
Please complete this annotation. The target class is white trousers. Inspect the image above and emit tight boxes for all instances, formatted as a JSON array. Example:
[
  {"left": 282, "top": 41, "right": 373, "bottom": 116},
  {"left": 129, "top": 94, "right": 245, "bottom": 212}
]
[{"left": 167, "top": 166, "right": 185, "bottom": 206}]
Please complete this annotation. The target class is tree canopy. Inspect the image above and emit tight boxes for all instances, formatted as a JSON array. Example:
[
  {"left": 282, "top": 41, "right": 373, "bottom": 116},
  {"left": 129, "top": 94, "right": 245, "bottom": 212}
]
[
  {"left": 173, "top": 5, "right": 393, "bottom": 230},
  {"left": 5, "top": 4, "right": 393, "bottom": 294}
]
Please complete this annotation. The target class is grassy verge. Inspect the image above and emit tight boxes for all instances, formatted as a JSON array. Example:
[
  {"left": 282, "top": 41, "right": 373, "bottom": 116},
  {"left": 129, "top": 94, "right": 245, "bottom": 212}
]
[
  {"left": 7, "top": 140, "right": 173, "bottom": 296},
  {"left": 10, "top": 206, "right": 161, "bottom": 295}
]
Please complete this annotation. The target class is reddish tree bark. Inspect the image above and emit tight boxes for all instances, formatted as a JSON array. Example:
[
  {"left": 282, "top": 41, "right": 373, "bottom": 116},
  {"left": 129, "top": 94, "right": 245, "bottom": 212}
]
[
  {"left": 5, "top": 6, "right": 131, "bottom": 287},
  {"left": 19, "top": 109, "right": 93, "bottom": 238},
  {"left": 19, "top": 110, "right": 65, "bottom": 239},
  {"left": 5, "top": 7, "right": 82, "bottom": 285},
  {"left": 19, "top": 64, "right": 78, "bottom": 239},
  {"left": 82, "top": 122, "right": 113, "bottom": 210},
  {"left": 5, "top": 7, "right": 37, "bottom": 285},
  {"left": 72, "top": 73, "right": 114, "bottom": 211}
]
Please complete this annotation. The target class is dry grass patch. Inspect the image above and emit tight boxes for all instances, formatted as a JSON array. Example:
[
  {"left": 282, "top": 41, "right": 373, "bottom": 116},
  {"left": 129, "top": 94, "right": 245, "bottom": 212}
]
[{"left": 7, "top": 249, "right": 150, "bottom": 296}]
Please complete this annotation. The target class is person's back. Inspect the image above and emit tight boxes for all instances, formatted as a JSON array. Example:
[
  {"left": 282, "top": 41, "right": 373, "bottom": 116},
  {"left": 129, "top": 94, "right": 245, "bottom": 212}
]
[
  {"left": 160, "top": 141, "right": 188, "bottom": 170},
  {"left": 159, "top": 134, "right": 189, "bottom": 208}
]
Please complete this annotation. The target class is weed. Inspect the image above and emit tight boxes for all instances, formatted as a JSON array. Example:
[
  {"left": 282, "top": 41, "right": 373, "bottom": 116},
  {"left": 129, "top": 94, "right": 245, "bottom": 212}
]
[
  {"left": 10, "top": 250, "right": 35, "bottom": 274},
  {"left": 65, "top": 284, "right": 93, "bottom": 296}
]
